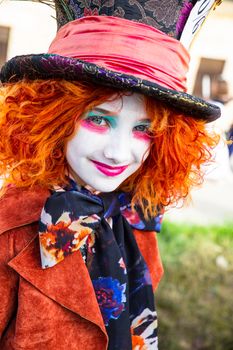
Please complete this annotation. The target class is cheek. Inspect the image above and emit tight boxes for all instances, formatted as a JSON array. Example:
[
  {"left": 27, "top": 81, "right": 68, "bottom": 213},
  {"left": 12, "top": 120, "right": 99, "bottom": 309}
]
[
  {"left": 66, "top": 138, "right": 84, "bottom": 164},
  {"left": 133, "top": 138, "right": 151, "bottom": 163},
  {"left": 65, "top": 128, "right": 88, "bottom": 162},
  {"left": 66, "top": 125, "right": 107, "bottom": 161}
]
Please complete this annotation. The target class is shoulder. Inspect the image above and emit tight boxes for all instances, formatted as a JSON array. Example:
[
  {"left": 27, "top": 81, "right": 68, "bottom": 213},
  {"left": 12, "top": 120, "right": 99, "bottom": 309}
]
[
  {"left": 133, "top": 229, "right": 164, "bottom": 292},
  {"left": 0, "top": 186, "right": 50, "bottom": 235}
]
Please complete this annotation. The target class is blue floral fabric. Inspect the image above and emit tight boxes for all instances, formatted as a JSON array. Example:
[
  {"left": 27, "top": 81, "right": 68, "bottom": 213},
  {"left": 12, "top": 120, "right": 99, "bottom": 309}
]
[{"left": 39, "top": 179, "right": 161, "bottom": 349}]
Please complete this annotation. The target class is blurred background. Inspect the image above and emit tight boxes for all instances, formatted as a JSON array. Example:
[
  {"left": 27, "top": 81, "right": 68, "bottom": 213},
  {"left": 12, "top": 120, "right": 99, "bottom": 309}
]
[{"left": 0, "top": 1, "right": 233, "bottom": 349}]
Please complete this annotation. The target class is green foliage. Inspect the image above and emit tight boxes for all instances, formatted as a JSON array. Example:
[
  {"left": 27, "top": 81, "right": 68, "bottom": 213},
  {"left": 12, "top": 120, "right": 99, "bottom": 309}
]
[{"left": 156, "top": 221, "right": 233, "bottom": 350}]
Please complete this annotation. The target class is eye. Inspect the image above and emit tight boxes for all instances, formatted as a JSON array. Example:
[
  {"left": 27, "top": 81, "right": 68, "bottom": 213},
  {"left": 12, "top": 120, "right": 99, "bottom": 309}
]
[
  {"left": 133, "top": 122, "right": 152, "bottom": 141},
  {"left": 133, "top": 124, "right": 150, "bottom": 132},
  {"left": 85, "top": 115, "right": 108, "bottom": 127},
  {"left": 133, "top": 122, "right": 152, "bottom": 134}
]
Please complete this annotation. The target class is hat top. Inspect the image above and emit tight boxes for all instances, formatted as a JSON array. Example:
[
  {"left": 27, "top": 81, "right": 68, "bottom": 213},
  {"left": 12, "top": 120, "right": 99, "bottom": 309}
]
[
  {"left": 56, "top": 0, "right": 184, "bottom": 35},
  {"left": 55, "top": 0, "right": 222, "bottom": 49}
]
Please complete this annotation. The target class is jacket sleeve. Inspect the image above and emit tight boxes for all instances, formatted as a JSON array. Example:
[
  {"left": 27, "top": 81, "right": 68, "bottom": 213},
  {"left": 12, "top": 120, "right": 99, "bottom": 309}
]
[
  {"left": 133, "top": 229, "right": 164, "bottom": 293},
  {"left": 0, "top": 229, "right": 19, "bottom": 339}
]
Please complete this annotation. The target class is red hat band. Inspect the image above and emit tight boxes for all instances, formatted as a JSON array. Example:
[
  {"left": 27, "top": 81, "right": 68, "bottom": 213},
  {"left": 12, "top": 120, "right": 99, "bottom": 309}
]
[{"left": 48, "top": 16, "right": 190, "bottom": 92}]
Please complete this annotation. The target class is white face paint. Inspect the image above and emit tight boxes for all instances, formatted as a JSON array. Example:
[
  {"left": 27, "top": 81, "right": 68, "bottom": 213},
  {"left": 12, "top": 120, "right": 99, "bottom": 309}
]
[{"left": 66, "top": 93, "right": 151, "bottom": 192}]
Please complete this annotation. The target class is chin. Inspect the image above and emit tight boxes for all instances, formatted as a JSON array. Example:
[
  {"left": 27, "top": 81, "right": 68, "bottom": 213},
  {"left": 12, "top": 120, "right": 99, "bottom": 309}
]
[
  {"left": 83, "top": 176, "right": 123, "bottom": 193},
  {"left": 89, "top": 182, "right": 120, "bottom": 193}
]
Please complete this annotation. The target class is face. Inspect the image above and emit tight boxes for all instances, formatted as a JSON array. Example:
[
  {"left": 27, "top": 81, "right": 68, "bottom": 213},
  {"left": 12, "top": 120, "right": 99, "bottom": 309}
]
[{"left": 66, "top": 93, "right": 151, "bottom": 192}]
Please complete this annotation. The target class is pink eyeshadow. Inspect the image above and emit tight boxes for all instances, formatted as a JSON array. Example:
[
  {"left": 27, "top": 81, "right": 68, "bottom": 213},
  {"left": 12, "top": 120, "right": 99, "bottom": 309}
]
[
  {"left": 133, "top": 131, "right": 151, "bottom": 142},
  {"left": 80, "top": 120, "right": 108, "bottom": 134}
]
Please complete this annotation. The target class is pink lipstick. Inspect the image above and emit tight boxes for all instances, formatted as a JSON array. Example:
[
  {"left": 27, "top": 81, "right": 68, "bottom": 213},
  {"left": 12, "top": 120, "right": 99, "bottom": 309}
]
[{"left": 91, "top": 160, "right": 128, "bottom": 176}]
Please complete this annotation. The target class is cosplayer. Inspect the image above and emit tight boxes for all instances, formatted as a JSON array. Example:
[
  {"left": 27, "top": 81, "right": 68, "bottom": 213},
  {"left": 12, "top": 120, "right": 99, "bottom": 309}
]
[{"left": 0, "top": 0, "right": 222, "bottom": 349}]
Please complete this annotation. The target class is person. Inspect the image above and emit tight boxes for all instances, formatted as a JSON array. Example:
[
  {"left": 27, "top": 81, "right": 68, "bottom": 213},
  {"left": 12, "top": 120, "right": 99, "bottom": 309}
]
[
  {"left": 227, "top": 123, "right": 233, "bottom": 156},
  {"left": 227, "top": 122, "right": 233, "bottom": 171},
  {"left": 0, "top": 1, "right": 222, "bottom": 349}
]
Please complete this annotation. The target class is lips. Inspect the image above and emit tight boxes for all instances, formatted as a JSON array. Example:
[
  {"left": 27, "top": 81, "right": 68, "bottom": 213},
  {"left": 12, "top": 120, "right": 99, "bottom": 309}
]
[{"left": 91, "top": 160, "right": 128, "bottom": 176}]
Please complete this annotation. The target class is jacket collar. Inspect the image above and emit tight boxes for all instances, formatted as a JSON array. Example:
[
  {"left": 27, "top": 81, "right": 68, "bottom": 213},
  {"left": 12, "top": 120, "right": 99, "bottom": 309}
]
[{"left": 0, "top": 186, "right": 50, "bottom": 235}]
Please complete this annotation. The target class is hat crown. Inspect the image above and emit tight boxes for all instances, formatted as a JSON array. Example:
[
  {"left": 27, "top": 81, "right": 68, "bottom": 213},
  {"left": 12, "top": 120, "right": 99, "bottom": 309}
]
[
  {"left": 56, "top": 0, "right": 222, "bottom": 47},
  {"left": 55, "top": 0, "right": 194, "bottom": 37}
]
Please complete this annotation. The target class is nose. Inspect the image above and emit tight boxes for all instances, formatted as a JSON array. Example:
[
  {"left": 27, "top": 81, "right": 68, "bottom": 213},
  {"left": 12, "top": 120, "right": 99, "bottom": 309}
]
[{"left": 103, "top": 132, "right": 132, "bottom": 165}]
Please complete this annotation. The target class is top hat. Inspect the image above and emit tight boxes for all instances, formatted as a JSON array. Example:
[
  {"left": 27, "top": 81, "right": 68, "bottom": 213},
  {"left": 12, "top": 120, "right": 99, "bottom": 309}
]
[{"left": 0, "top": 0, "right": 222, "bottom": 122}]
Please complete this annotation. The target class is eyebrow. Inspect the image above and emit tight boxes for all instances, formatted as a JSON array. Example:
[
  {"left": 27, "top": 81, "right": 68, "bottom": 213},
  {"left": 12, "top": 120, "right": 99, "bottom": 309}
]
[
  {"left": 92, "top": 107, "right": 118, "bottom": 116},
  {"left": 135, "top": 119, "right": 151, "bottom": 124},
  {"left": 92, "top": 108, "right": 151, "bottom": 122}
]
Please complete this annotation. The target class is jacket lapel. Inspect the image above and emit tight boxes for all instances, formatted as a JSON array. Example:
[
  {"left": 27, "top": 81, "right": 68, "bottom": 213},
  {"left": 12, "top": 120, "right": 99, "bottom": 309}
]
[
  {"left": 1, "top": 186, "right": 106, "bottom": 338},
  {"left": 8, "top": 235, "right": 107, "bottom": 338}
]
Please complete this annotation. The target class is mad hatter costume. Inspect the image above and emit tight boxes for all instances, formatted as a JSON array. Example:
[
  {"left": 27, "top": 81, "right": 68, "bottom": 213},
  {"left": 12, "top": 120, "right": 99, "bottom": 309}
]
[{"left": 0, "top": 1, "right": 222, "bottom": 349}]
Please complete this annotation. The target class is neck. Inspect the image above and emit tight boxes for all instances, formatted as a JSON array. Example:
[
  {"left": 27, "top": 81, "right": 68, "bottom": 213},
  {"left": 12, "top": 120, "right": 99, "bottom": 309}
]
[{"left": 67, "top": 167, "right": 100, "bottom": 195}]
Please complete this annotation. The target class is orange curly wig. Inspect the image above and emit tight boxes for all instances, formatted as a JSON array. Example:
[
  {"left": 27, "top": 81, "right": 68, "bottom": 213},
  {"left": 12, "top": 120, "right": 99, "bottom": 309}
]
[{"left": 0, "top": 79, "right": 219, "bottom": 216}]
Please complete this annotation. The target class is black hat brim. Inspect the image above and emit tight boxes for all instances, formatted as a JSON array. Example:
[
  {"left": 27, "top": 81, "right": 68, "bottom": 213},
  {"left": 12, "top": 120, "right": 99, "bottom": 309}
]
[{"left": 0, "top": 53, "right": 221, "bottom": 122}]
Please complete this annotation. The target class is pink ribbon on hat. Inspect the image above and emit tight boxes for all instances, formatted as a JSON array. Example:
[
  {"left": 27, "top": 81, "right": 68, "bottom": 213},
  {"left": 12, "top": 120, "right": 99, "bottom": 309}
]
[{"left": 48, "top": 16, "right": 190, "bottom": 92}]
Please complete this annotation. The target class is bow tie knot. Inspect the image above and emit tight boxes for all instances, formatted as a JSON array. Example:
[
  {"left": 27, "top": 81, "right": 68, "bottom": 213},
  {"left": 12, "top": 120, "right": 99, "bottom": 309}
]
[
  {"left": 39, "top": 187, "right": 122, "bottom": 268},
  {"left": 39, "top": 180, "right": 163, "bottom": 269}
]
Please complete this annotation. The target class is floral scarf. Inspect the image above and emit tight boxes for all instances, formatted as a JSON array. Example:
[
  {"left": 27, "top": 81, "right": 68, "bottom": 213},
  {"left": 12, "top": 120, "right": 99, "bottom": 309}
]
[{"left": 39, "top": 179, "right": 163, "bottom": 349}]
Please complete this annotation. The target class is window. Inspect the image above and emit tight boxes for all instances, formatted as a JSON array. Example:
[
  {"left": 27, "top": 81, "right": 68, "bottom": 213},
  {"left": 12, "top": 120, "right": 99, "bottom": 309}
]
[
  {"left": 0, "top": 26, "right": 10, "bottom": 68},
  {"left": 193, "top": 57, "right": 227, "bottom": 102}
]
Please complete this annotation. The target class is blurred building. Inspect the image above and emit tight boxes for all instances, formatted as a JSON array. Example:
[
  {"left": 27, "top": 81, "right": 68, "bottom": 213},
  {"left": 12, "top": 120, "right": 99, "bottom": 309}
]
[
  {"left": 0, "top": 0, "right": 56, "bottom": 64},
  {"left": 188, "top": 0, "right": 233, "bottom": 131},
  {"left": 188, "top": 1, "right": 233, "bottom": 96}
]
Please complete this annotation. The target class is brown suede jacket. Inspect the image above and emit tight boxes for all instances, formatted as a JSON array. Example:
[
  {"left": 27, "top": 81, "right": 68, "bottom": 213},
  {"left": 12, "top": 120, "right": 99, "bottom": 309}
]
[{"left": 0, "top": 187, "right": 163, "bottom": 350}]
